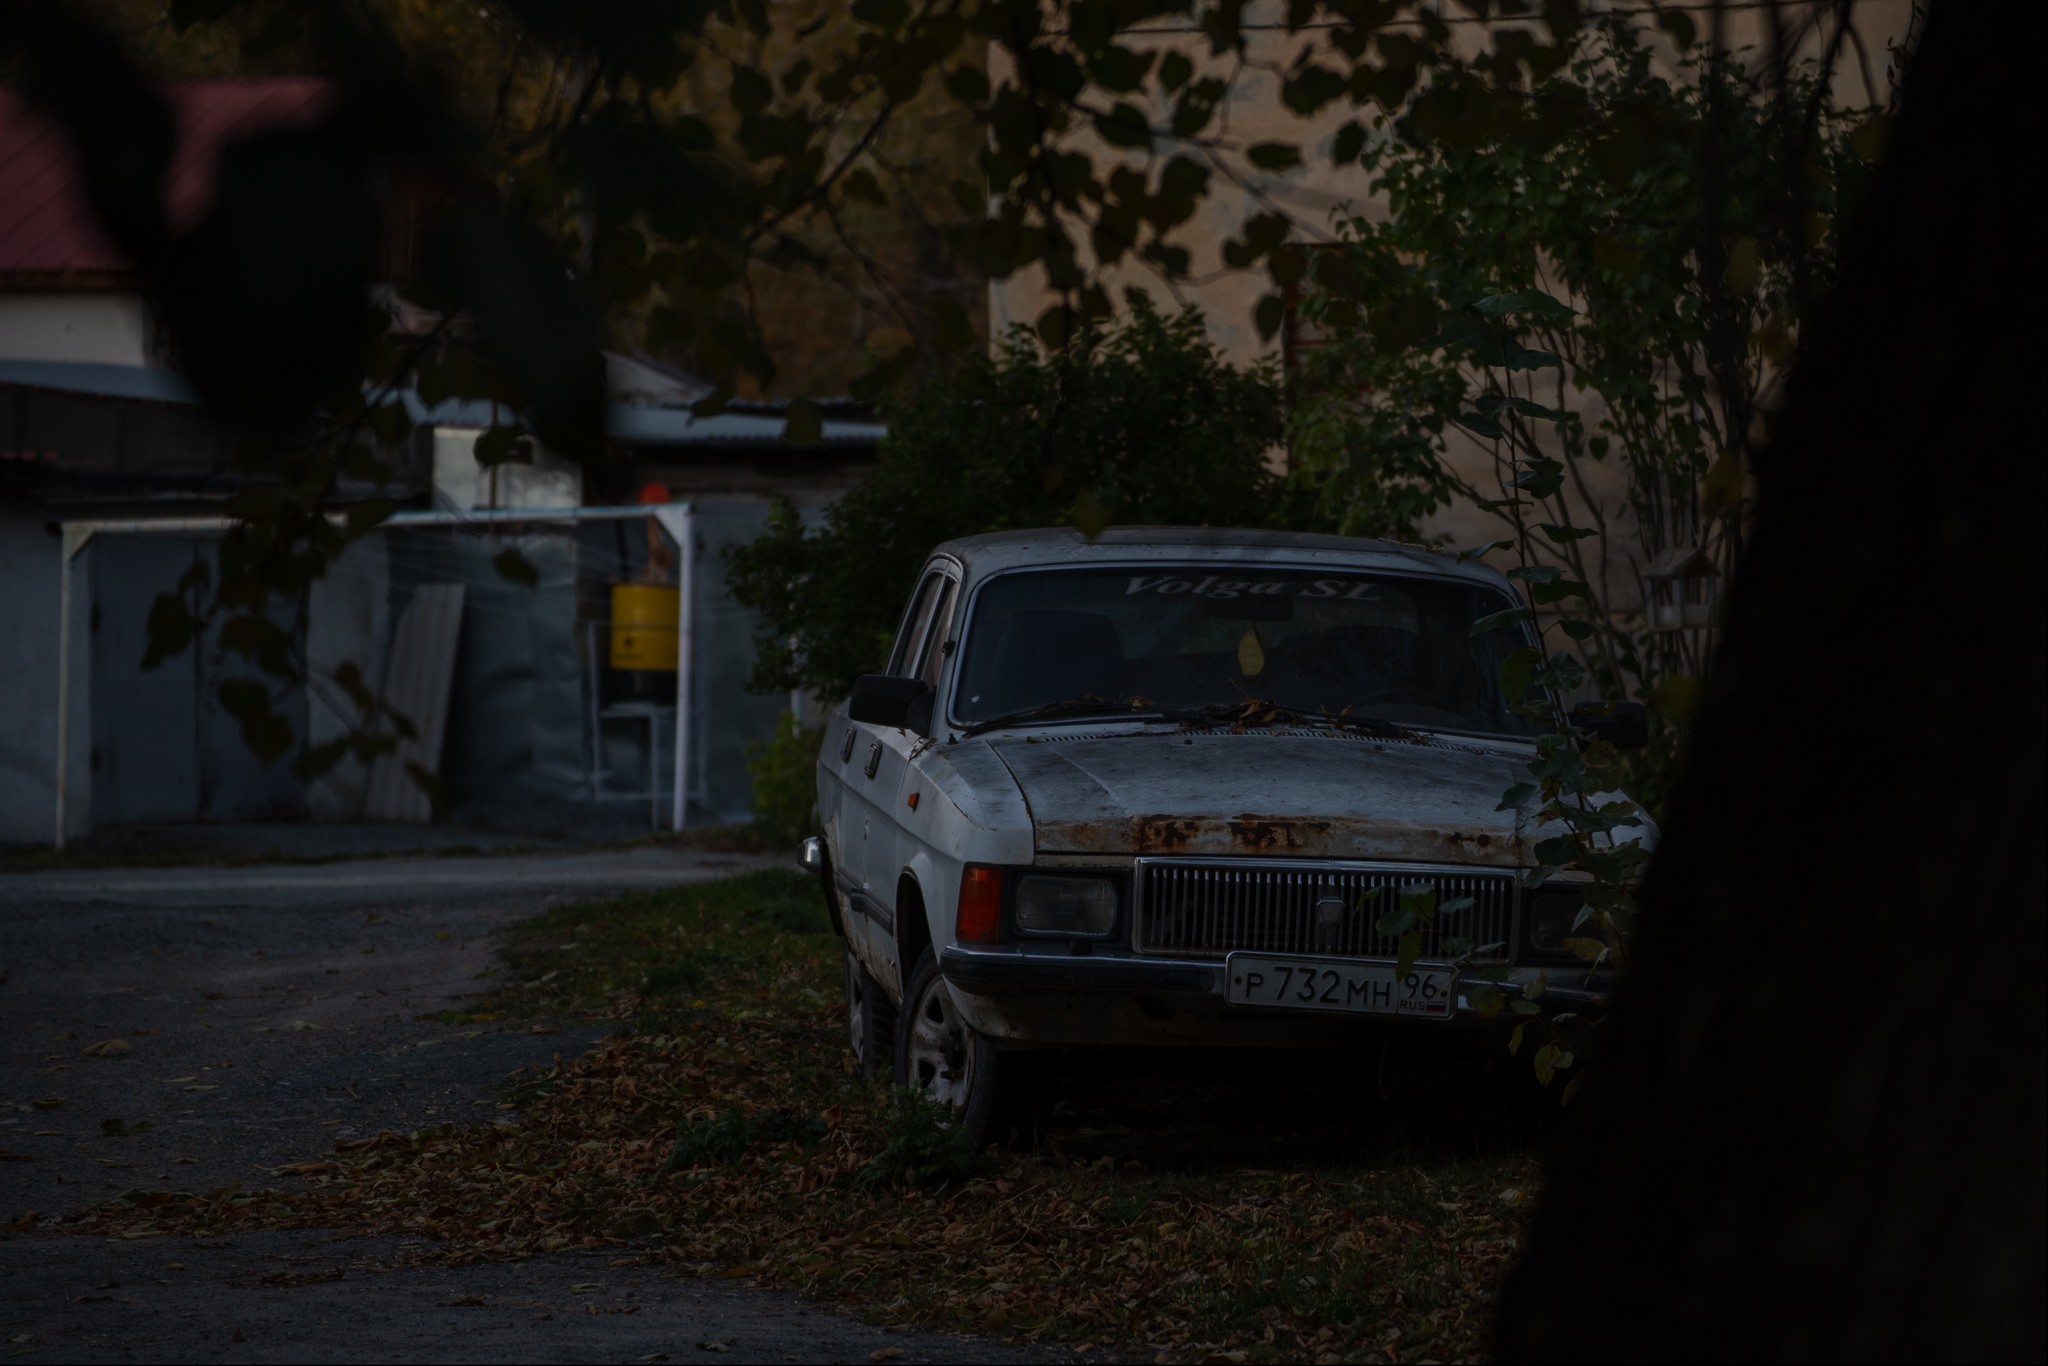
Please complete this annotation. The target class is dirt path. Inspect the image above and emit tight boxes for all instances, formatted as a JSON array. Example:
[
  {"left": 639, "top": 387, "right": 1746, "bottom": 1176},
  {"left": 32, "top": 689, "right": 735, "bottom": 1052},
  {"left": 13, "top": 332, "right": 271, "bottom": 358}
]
[{"left": 0, "top": 851, "right": 1057, "bottom": 1364}]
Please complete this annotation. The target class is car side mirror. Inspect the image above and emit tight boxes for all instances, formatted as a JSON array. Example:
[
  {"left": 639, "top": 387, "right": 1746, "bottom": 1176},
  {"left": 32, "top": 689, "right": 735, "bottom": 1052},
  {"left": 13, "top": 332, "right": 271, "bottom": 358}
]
[
  {"left": 1570, "top": 699, "right": 1648, "bottom": 750},
  {"left": 849, "top": 675, "right": 935, "bottom": 735}
]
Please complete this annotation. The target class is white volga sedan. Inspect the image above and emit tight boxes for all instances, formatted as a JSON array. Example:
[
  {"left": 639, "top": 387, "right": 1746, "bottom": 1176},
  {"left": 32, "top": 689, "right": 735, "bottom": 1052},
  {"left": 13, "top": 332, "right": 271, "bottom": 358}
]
[{"left": 801, "top": 527, "right": 1647, "bottom": 1142}]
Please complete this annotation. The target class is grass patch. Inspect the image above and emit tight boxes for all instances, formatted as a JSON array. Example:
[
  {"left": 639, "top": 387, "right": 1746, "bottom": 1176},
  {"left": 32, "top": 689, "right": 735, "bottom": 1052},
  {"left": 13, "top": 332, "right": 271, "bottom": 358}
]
[{"left": 70, "top": 868, "right": 1540, "bottom": 1362}]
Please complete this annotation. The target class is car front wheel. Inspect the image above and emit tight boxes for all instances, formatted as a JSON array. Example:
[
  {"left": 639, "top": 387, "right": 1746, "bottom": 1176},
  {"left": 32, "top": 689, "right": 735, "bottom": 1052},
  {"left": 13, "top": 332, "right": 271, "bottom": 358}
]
[{"left": 894, "top": 947, "right": 1001, "bottom": 1148}]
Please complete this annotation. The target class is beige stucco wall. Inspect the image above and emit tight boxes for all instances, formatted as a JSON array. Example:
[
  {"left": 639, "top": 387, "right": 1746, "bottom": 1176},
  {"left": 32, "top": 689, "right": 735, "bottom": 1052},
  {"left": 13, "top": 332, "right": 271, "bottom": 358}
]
[{"left": 987, "top": 2, "right": 1914, "bottom": 594}]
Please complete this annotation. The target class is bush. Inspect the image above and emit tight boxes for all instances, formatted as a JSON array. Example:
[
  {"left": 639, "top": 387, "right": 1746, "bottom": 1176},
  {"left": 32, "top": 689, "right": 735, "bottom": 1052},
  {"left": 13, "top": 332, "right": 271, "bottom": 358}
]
[
  {"left": 745, "top": 708, "right": 822, "bottom": 849},
  {"left": 856, "top": 1089, "right": 990, "bottom": 1190},
  {"left": 727, "top": 296, "right": 1299, "bottom": 700}
]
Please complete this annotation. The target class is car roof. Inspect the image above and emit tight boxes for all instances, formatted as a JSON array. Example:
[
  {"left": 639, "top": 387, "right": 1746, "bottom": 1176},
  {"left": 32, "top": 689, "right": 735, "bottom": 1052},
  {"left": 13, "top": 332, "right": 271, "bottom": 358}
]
[{"left": 931, "top": 526, "right": 1513, "bottom": 591}]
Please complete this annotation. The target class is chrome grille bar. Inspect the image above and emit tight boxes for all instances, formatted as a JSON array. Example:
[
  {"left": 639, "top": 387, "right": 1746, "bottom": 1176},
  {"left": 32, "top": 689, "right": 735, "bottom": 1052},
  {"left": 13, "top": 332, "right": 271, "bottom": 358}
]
[{"left": 1134, "top": 859, "right": 1515, "bottom": 963}]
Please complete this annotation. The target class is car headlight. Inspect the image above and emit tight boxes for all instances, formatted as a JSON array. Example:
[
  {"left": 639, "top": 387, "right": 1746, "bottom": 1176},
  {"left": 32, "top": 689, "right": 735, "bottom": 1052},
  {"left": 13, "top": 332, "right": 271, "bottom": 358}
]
[
  {"left": 1527, "top": 888, "right": 1592, "bottom": 956},
  {"left": 1014, "top": 875, "right": 1118, "bottom": 938}
]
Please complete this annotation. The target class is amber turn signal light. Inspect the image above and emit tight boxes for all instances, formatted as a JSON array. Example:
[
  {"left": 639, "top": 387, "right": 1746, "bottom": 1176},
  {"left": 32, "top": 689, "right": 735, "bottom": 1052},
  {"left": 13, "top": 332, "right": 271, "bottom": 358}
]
[{"left": 956, "top": 866, "right": 1002, "bottom": 944}]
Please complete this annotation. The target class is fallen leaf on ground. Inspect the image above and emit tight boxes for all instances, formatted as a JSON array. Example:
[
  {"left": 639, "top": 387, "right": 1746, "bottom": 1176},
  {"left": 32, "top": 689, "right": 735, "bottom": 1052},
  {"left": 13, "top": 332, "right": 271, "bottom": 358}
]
[{"left": 81, "top": 1039, "right": 131, "bottom": 1057}]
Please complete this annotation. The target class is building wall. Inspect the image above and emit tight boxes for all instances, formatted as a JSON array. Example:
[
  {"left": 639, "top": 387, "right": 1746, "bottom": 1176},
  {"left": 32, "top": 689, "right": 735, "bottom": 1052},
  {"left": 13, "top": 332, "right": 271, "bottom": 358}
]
[
  {"left": 304, "top": 535, "right": 392, "bottom": 820},
  {"left": 430, "top": 425, "right": 583, "bottom": 511},
  {"left": 986, "top": 2, "right": 1913, "bottom": 577},
  {"left": 0, "top": 292, "right": 161, "bottom": 367},
  {"left": 0, "top": 505, "right": 91, "bottom": 845}
]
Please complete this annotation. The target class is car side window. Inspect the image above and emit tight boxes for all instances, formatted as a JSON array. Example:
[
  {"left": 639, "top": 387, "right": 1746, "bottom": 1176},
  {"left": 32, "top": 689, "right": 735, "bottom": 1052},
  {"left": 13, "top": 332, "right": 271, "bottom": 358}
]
[
  {"left": 915, "top": 579, "right": 958, "bottom": 688},
  {"left": 887, "top": 571, "right": 945, "bottom": 677}
]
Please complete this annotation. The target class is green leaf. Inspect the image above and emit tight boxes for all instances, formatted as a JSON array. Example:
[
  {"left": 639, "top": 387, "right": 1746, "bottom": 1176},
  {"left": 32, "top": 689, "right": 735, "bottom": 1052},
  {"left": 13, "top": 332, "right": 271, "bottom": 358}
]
[
  {"left": 1511, "top": 459, "right": 1563, "bottom": 494},
  {"left": 1374, "top": 908, "right": 1420, "bottom": 937},
  {"left": 1331, "top": 120, "right": 1366, "bottom": 166},
  {"left": 473, "top": 426, "right": 530, "bottom": 469},
  {"left": 1538, "top": 522, "right": 1597, "bottom": 545},
  {"left": 1158, "top": 51, "right": 1193, "bottom": 92},
  {"left": 1397, "top": 882, "right": 1438, "bottom": 916},
  {"left": 493, "top": 548, "right": 539, "bottom": 589},
  {"left": 1246, "top": 142, "right": 1302, "bottom": 172},
  {"left": 216, "top": 680, "right": 293, "bottom": 763},
  {"left": 1564, "top": 937, "right": 1609, "bottom": 964},
  {"left": 1500, "top": 646, "right": 1542, "bottom": 702},
  {"left": 1657, "top": 10, "right": 1697, "bottom": 49},
  {"left": 1473, "top": 289, "right": 1575, "bottom": 321},
  {"left": 1458, "top": 540, "right": 1512, "bottom": 563},
  {"left": 1254, "top": 293, "right": 1285, "bottom": 341},
  {"left": 1495, "top": 782, "right": 1536, "bottom": 813},
  {"left": 1396, "top": 929, "right": 1422, "bottom": 979},
  {"left": 1530, "top": 577, "right": 1590, "bottom": 605},
  {"left": 1282, "top": 65, "right": 1345, "bottom": 115},
  {"left": 1093, "top": 103, "right": 1152, "bottom": 150},
  {"left": 1533, "top": 1041, "right": 1559, "bottom": 1087},
  {"left": 1470, "top": 606, "right": 1534, "bottom": 638},
  {"left": 141, "top": 593, "right": 198, "bottom": 670},
  {"left": 782, "top": 399, "right": 822, "bottom": 448},
  {"left": 944, "top": 65, "right": 989, "bottom": 105}
]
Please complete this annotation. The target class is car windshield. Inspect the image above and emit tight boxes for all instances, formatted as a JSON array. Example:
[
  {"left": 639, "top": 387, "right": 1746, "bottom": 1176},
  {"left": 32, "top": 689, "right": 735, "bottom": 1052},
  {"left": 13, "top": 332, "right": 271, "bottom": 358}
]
[{"left": 951, "top": 565, "right": 1541, "bottom": 737}]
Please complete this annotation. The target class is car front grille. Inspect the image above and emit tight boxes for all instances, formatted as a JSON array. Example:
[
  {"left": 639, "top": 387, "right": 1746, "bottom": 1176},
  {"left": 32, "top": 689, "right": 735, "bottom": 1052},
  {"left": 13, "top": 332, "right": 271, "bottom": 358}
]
[{"left": 1133, "top": 860, "right": 1515, "bottom": 963}]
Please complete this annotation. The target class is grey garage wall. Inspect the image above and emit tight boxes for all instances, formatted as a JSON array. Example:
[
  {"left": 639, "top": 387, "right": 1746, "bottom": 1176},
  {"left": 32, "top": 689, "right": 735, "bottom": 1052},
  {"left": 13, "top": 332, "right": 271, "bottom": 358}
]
[{"left": 0, "top": 505, "right": 91, "bottom": 845}]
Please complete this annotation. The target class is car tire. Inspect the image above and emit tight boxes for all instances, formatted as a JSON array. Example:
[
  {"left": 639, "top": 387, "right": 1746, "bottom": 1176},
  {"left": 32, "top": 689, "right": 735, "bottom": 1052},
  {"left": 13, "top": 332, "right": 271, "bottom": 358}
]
[
  {"left": 894, "top": 947, "right": 1002, "bottom": 1149},
  {"left": 843, "top": 946, "right": 895, "bottom": 1080}
]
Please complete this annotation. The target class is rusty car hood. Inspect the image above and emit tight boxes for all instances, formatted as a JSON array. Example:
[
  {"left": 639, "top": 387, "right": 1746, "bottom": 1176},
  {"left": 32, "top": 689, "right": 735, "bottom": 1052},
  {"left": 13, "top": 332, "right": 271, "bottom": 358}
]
[{"left": 985, "top": 728, "right": 1534, "bottom": 866}]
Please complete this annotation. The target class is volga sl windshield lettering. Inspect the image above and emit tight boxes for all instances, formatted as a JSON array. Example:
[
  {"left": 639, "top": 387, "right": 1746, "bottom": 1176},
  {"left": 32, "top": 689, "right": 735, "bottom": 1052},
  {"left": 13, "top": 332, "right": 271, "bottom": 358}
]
[{"left": 1123, "top": 575, "right": 1384, "bottom": 601}]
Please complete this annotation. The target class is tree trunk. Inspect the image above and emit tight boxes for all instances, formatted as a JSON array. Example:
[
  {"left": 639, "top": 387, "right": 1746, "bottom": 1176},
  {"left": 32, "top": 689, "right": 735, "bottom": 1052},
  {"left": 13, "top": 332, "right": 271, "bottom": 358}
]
[{"left": 1492, "top": 4, "right": 2046, "bottom": 1361}]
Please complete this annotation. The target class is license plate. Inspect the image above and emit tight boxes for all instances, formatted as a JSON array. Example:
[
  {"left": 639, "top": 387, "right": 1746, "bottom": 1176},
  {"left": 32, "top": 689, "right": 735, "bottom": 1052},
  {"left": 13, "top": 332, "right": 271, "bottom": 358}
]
[{"left": 1225, "top": 953, "right": 1455, "bottom": 1020}]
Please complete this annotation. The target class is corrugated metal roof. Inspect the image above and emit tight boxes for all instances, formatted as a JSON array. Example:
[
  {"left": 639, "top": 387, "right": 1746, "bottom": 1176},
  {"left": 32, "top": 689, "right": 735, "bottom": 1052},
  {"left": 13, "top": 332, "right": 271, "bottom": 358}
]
[
  {"left": 0, "top": 78, "right": 333, "bottom": 280},
  {"left": 0, "top": 358, "right": 200, "bottom": 403},
  {"left": 403, "top": 394, "right": 887, "bottom": 447},
  {"left": 0, "top": 358, "right": 888, "bottom": 447}
]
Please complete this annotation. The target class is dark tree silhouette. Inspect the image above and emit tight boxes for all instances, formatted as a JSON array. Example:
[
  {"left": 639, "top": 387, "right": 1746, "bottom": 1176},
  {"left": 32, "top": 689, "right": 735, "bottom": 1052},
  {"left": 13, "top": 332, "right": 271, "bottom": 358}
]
[{"left": 1493, "top": 4, "right": 2046, "bottom": 1360}]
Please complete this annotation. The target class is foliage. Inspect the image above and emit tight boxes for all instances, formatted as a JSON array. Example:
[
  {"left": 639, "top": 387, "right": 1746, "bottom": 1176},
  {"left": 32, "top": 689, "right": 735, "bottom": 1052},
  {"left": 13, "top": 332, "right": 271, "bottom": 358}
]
[
  {"left": 2, "top": 2, "right": 1885, "bottom": 789},
  {"left": 668, "top": 1105, "right": 825, "bottom": 1170},
  {"left": 745, "top": 708, "right": 824, "bottom": 849},
  {"left": 68, "top": 869, "right": 1543, "bottom": 1362},
  {"left": 726, "top": 299, "right": 1291, "bottom": 699},
  {"left": 856, "top": 1089, "right": 991, "bottom": 1190},
  {"left": 1288, "top": 19, "right": 1885, "bottom": 814}
]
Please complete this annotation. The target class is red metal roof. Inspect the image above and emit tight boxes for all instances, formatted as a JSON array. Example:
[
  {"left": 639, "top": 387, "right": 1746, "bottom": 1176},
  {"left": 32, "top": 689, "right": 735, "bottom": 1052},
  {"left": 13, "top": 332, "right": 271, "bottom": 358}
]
[{"left": 0, "top": 77, "right": 334, "bottom": 283}]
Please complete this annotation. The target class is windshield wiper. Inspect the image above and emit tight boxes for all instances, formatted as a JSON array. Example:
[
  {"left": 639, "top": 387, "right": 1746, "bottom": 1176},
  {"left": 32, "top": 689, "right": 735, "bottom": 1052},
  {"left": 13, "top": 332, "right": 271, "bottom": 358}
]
[
  {"left": 957, "top": 695, "right": 1165, "bottom": 737},
  {"left": 1179, "top": 699, "right": 1416, "bottom": 739}
]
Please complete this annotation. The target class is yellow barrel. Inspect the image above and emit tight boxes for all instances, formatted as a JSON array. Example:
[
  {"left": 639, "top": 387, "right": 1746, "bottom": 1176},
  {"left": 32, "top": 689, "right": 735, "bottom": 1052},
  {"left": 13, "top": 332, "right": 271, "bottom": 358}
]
[{"left": 609, "top": 583, "right": 680, "bottom": 671}]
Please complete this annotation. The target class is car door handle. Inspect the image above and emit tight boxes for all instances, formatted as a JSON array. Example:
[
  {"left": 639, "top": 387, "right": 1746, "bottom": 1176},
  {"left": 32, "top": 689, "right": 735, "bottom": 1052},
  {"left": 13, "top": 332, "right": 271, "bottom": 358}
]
[{"left": 864, "top": 741, "right": 882, "bottom": 779}]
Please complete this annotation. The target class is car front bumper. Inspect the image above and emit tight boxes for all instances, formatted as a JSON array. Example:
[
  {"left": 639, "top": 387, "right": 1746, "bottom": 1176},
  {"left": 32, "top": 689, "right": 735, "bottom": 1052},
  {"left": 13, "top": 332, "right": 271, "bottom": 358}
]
[{"left": 938, "top": 943, "right": 1611, "bottom": 1046}]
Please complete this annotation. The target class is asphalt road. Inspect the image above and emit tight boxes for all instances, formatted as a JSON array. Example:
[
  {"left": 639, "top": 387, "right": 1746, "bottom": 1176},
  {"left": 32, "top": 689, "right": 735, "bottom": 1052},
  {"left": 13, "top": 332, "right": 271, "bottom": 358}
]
[{"left": 0, "top": 849, "right": 1054, "bottom": 1364}]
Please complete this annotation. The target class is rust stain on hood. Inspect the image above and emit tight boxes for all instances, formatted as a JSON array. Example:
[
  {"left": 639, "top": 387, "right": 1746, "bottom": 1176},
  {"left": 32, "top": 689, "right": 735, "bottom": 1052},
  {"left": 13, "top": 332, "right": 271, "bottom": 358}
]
[{"left": 989, "top": 731, "right": 1534, "bottom": 867}]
